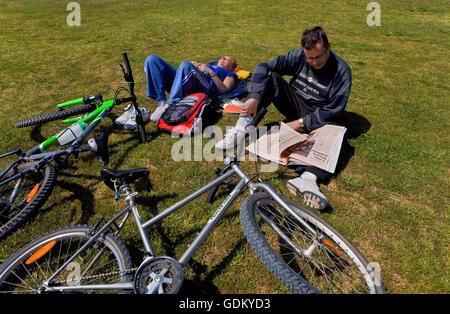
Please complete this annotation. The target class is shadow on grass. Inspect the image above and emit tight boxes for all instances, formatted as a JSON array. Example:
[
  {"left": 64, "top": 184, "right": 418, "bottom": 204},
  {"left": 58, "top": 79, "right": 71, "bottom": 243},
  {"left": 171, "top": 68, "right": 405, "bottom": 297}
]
[
  {"left": 202, "top": 101, "right": 224, "bottom": 135},
  {"left": 339, "top": 111, "right": 371, "bottom": 140},
  {"left": 324, "top": 111, "right": 371, "bottom": 212},
  {"left": 30, "top": 124, "right": 46, "bottom": 144},
  {"left": 179, "top": 239, "right": 248, "bottom": 294},
  {"left": 36, "top": 177, "right": 96, "bottom": 225},
  {"left": 107, "top": 128, "right": 160, "bottom": 170},
  {"left": 125, "top": 191, "right": 244, "bottom": 294}
]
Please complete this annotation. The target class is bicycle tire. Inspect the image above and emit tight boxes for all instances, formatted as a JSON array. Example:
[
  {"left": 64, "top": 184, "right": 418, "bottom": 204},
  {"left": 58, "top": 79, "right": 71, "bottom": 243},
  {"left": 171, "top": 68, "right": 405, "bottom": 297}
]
[
  {"left": 0, "top": 162, "right": 56, "bottom": 241},
  {"left": 0, "top": 225, "right": 133, "bottom": 294},
  {"left": 240, "top": 192, "right": 386, "bottom": 294},
  {"left": 14, "top": 103, "right": 96, "bottom": 128}
]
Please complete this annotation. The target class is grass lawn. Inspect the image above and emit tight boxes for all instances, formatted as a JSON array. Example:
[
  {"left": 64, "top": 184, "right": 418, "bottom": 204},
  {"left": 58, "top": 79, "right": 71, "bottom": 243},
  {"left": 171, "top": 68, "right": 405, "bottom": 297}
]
[{"left": 0, "top": 0, "right": 448, "bottom": 294}]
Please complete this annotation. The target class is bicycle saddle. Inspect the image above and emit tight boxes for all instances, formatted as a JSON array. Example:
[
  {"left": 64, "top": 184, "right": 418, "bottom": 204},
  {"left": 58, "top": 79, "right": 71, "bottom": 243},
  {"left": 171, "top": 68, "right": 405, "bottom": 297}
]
[{"left": 100, "top": 167, "right": 149, "bottom": 191}]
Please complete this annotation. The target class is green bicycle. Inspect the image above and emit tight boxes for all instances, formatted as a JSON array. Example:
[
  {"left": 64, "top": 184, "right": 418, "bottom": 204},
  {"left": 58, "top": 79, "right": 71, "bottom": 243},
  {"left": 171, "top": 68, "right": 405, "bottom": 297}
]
[{"left": 0, "top": 53, "right": 145, "bottom": 241}]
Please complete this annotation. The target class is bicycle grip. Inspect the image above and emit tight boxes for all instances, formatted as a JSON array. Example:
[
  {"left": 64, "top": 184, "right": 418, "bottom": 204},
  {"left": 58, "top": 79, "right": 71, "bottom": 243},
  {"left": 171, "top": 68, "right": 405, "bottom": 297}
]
[
  {"left": 122, "top": 53, "right": 132, "bottom": 76},
  {"left": 56, "top": 98, "right": 84, "bottom": 109},
  {"left": 249, "top": 107, "right": 267, "bottom": 127}
]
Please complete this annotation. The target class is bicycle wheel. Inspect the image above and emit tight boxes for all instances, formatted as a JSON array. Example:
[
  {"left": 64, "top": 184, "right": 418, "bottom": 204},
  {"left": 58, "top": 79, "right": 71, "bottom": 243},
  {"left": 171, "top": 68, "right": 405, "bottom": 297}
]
[
  {"left": 0, "top": 225, "right": 133, "bottom": 294},
  {"left": 14, "top": 104, "right": 96, "bottom": 128},
  {"left": 0, "top": 161, "right": 56, "bottom": 241},
  {"left": 240, "top": 192, "right": 386, "bottom": 294}
]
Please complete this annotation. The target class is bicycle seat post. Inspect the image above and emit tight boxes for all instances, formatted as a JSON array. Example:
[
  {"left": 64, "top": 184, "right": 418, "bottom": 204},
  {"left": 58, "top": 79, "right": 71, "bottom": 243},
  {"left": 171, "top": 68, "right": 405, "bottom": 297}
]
[{"left": 118, "top": 179, "right": 155, "bottom": 257}]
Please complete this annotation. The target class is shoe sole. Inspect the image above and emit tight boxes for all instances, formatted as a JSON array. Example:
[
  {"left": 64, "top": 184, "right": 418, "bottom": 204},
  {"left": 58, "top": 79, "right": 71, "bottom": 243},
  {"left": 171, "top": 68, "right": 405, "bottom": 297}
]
[{"left": 287, "top": 183, "right": 327, "bottom": 211}]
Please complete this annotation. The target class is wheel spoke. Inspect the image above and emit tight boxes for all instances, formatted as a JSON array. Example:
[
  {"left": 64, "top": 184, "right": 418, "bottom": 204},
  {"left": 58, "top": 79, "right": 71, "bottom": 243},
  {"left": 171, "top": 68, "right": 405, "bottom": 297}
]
[
  {"left": 241, "top": 193, "right": 382, "bottom": 294},
  {"left": 0, "top": 162, "right": 56, "bottom": 240},
  {"left": 0, "top": 227, "right": 132, "bottom": 294}
]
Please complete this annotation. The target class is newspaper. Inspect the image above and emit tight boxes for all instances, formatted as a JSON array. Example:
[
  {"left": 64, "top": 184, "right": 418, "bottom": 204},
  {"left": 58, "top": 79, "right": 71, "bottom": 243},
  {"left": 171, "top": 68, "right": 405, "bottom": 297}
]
[{"left": 246, "top": 122, "right": 346, "bottom": 173}]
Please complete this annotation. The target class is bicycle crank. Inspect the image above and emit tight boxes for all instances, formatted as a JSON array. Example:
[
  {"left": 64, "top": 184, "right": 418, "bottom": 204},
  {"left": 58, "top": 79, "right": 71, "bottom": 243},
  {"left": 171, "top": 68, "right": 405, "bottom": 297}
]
[{"left": 134, "top": 256, "right": 184, "bottom": 294}]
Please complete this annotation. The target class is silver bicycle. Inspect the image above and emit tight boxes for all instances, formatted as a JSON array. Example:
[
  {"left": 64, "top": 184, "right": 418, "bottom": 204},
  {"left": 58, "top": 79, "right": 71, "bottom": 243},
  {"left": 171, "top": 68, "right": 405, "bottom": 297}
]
[{"left": 0, "top": 154, "right": 386, "bottom": 294}]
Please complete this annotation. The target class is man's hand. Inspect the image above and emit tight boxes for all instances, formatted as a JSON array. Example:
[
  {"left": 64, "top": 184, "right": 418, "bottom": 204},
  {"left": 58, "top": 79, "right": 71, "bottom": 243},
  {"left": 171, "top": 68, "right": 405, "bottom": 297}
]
[
  {"left": 193, "top": 62, "right": 214, "bottom": 76},
  {"left": 240, "top": 98, "right": 259, "bottom": 118},
  {"left": 285, "top": 119, "right": 304, "bottom": 131}
]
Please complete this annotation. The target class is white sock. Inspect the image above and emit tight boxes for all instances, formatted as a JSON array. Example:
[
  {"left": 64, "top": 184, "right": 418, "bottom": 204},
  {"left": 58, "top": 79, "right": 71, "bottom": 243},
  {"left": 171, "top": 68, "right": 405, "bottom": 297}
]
[
  {"left": 235, "top": 115, "right": 253, "bottom": 130},
  {"left": 301, "top": 171, "right": 317, "bottom": 181},
  {"left": 158, "top": 100, "right": 167, "bottom": 107}
]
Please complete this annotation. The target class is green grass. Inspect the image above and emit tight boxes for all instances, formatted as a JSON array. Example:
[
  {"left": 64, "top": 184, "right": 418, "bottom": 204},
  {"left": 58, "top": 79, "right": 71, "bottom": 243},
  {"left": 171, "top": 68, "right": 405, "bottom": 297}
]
[{"left": 0, "top": 0, "right": 449, "bottom": 294}]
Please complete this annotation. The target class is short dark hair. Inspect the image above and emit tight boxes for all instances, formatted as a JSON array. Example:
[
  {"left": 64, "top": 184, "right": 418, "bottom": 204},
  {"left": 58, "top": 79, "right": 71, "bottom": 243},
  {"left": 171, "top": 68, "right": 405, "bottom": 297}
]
[{"left": 301, "top": 26, "right": 329, "bottom": 50}]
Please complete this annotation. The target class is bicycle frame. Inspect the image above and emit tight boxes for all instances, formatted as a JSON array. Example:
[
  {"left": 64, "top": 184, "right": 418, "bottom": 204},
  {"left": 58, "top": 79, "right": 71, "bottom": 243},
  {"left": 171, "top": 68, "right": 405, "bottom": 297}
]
[
  {"left": 3, "top": 53, "right": 142, "bottom": 161},
  {"left": 0, "top": 52, "right": 147, "bottom": 241},
  {"left": 25, "top": 97, "right": 123, "bottom": 156},
  {"left": 42, "top": 160, "right": 319, "bottom": 292},
  {"left": 0, "top": 98, "right": 118, "bottom": 192}
]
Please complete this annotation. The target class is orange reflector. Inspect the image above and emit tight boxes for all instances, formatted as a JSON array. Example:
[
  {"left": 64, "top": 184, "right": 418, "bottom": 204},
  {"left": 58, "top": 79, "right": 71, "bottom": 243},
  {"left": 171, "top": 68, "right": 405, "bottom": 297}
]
[
  {"left": 26, "top": 184, "right": 40, "bottom": 203},
  {"left": 323, "top": 238, "right": 344, "bottom": 256},
  {"left": 25, "top": 241, "right": 56, "bottom": 265}
]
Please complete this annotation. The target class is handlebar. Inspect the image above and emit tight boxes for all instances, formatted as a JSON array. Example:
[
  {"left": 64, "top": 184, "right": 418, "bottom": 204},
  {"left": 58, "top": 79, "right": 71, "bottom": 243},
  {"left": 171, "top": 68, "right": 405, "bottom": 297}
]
[
  {"left": 121, "top": 52, "right": 146, "bottom": 143},
  {"left": 249, "top": 107, "right": 267, "bottom": 127},
  {"left": 56, "top": 94, "right": 102, "bottom": 109},
  {"left": 114, "top": 96, "right": 136, "bottom": 105},
  {"left": 121, "top": 53, "right": 135, "bottom": 96},
  {"left": 122, "top": 53, "right": 133, "bottom": 80}
]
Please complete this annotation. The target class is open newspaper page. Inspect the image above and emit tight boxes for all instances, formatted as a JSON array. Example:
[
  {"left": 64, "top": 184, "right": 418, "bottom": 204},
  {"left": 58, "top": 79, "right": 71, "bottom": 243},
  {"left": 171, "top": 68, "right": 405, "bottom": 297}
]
[
  {"left": 246, "top": 122, "right": 346, "bottom": 173},
  {"left": 286, "top": 124, "right": 346, "bottom": 173},
  {"left": 246, "top": 123, "right": 308, "bottom": 165}
]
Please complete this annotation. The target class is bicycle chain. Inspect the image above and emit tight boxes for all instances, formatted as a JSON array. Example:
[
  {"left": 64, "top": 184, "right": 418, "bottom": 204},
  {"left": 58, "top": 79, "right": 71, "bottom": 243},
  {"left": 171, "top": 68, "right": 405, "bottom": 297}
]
[{"left": 52, "top": 267, "right": 139, "bottom": 286}]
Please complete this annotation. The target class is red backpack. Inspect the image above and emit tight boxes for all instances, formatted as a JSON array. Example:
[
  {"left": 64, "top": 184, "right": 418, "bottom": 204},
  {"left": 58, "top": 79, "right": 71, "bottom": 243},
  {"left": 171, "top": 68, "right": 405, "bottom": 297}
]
[{"left": 157, "top": 93, "right": 212, "bottom": 136}]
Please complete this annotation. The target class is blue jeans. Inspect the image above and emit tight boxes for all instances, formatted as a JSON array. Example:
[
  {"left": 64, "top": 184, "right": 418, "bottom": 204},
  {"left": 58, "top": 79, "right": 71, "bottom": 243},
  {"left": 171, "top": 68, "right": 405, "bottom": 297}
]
[{"left": 144, "top": 55, "right": 211, "bottom": 105}]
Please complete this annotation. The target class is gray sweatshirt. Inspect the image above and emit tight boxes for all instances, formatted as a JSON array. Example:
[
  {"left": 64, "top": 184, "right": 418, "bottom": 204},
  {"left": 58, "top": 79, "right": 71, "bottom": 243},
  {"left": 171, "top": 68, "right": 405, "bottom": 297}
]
[{"left": 248, "top": 48, "right": 352, "bottom": 132}]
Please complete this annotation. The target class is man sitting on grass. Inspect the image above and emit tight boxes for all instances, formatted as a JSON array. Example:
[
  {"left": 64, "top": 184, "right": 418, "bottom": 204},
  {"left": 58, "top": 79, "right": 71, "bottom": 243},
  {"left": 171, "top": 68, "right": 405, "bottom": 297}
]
[{"left": 215, "top": 26, "right": 352, "bottom": 210}]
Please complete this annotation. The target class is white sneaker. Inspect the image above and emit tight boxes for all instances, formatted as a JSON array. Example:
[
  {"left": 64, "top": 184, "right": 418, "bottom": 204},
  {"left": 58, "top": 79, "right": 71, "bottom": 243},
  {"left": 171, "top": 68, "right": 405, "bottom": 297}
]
[
  {"left": 215, "top": 126, "right": 247, "bottom": 150},
  {"left": 286, "top": 175, "right": 328, "bottom": 210},
  {"left": 150, "top": 104, "right": 169, "bottom": 123},
  {"left": 215, "top": 116, "right": 252, "bottom": 150},
  {"left": 115, "top": 105, "right": 135, "bottom": 125},
  {"left": 124, "top": 107, "right": 150, "bottom": 130}
]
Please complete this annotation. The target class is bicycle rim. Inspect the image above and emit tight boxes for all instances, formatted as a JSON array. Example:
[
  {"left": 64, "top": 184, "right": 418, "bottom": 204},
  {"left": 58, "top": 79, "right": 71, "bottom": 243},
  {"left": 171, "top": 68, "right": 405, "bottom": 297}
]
[
  {"left": 0, "top": 226, "right": 132, "bottom": 294},
  {"left": 241, "top": 192, "right": 385, "bottom": 294},
  {"left": 0, "top": 162, "right": 55, "bottom": 240}
]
